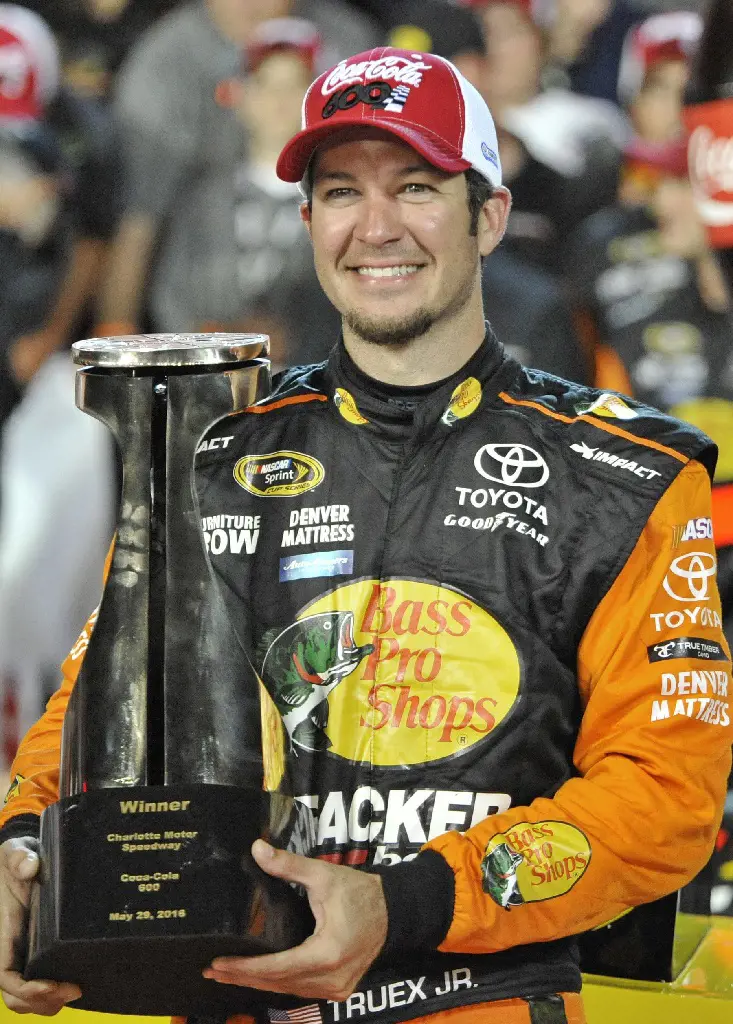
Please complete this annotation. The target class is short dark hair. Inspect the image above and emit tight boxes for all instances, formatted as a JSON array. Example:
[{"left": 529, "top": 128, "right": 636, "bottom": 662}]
[
  {"left": 301, "top": 163, "right": 495, "bottom": 236},
  {"left": 465, "top": 167, "right": 495, "bottom": 236}
]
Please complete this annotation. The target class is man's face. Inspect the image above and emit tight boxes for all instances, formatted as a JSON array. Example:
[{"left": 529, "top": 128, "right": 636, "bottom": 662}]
[
  {"left": 236, "top": 51, "right": 311, "bottom": 147},
  {"left": 631, "top": 59, "right": 689, "bottom": 144},
  {"left": 302, "top": 132, "right": 503, "bottom": 347}
]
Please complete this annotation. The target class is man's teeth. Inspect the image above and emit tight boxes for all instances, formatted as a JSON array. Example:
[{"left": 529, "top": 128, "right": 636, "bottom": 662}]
[{"left": 356, "top": 265, "right": 420, "bottom": 277}]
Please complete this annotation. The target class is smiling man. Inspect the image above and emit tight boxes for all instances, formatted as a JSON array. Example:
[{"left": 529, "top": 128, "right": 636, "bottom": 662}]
[{"left": 0, "top": 46, "right": 731, "bottom": 1024}]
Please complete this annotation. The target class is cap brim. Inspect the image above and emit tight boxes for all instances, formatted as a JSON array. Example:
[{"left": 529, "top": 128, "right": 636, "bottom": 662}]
[{"left": 276, "top": 116, "right": 471, "bottom": 182}]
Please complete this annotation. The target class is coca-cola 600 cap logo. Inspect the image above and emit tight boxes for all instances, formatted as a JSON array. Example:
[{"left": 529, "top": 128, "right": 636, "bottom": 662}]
[{"left": 685, "top": 98, "right": 733, "bottom": 248}]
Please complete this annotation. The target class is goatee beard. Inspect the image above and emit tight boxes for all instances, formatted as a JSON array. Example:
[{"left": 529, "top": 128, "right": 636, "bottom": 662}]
[{"left": 342, "top": 309, "right": 435, "bottom": 347}]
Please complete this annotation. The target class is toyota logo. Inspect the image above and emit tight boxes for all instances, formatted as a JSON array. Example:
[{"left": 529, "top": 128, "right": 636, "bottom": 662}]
[
  {"left": 662, "top": 551, "right": 717, "bottom": 602},
  {"left": 474, "top": 444, "right": 549, "bottom": 488}
]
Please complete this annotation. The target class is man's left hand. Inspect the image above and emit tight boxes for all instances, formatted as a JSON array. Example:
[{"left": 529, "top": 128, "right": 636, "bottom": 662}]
[{"left": 203, "top": 839, "right": 388, "bottom": 1002}]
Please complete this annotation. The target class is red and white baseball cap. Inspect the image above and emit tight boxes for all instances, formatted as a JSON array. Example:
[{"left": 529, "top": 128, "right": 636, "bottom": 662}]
[
  {"left": 276, "top": 46, "right": 502, "bottom": 187},
  {"left": 245, "top": 17, "right": 321, "bottom": 76},
  {"left": 617, "top": 11, "right": 702, "bottom": 106},
  {"left": 0, "top": 3, "right": 59, "bottom": 122}
]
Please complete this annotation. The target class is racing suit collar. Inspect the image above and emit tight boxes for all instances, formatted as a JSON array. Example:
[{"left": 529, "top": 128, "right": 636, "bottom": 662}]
[{"left": 326, "top": 324, "right": 514, "bottom": 440}]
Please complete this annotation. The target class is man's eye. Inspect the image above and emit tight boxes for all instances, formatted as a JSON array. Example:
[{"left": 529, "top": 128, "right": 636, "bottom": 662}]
[
  {"left": 324, "top": 187, "right": 356, "bottom": 199},
  {"left": 403, "top": 182, "right": 433, "bottom": 194}
]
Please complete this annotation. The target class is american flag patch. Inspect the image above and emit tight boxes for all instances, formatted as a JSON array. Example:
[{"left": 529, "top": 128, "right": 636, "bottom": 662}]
[{"left": 267, "top": 1005, "right": 323, "bottom": 1023}]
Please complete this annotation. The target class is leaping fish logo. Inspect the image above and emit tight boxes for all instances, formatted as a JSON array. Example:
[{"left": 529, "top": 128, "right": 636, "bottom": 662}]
[
  {"left": 259, "top": 612, "right": 373, "bottom": 754},
  {"left": 481, "top": 842, "right": 525, "bottom": 909}
]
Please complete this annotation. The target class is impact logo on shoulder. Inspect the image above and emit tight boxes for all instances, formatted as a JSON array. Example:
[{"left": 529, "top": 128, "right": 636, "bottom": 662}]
[
  {"left": 234, "top": 451, "right": 324, "bottom": 498},
  {"left": 569, "top": 441, "right": 660, "bottom": 480}
]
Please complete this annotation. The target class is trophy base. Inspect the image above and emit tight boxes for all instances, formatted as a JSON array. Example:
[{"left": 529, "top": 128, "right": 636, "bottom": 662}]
[{"left": 26, "top": 785, "right": 315, "bottom": 1015}]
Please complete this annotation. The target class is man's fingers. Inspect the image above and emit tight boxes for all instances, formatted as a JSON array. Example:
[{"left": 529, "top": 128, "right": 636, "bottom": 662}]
[
  {"left": 5, "top": 848, "right": 39, "bottom": 882},
  {"left": 251, "top": 840, "right": 322, "bottom": 887},
  {"left": 0, "top": 973, "right": 81, "bottom": 1015}
]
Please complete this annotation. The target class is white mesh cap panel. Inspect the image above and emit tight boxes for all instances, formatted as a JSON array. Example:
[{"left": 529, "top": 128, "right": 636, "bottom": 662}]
[{"left": 455, "top": 65, "right": 502, "bottom": 188}]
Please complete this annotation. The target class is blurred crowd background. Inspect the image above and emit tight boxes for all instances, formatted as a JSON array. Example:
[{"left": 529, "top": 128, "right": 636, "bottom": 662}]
[{"left": 1, "top": 0, "right": 732, "bottom": 916}]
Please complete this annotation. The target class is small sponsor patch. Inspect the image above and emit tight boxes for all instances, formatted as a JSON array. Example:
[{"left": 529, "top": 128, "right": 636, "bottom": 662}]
[
  {"left": 673, "top": 517, "right": 714, "bottom": 545},
  {"left": 481, "top": 820, "right": 591, "bottom": 908},
  {"left": 279, "top": 549, "right": 354, "bottom": 582},
  {"left": 334, "top": 388, "right": 369, "bottom": 425},
  {"left": 4, "top": 774, "right": 25, "bottom": 804},
  {"left": 648, "top": 637, "right": 728, "bottom": 663},
  {"left": 575, "top": 393, "right": 638, "bottom": 420},
  {"left": 481, "top": 141, "right": 499, "bottom": 168},
  {"left": 234, "top": 452, "right": 324, "bottom": 498},
  {"left": 441, "top": 377, "right": 482, "bottom": 426}
]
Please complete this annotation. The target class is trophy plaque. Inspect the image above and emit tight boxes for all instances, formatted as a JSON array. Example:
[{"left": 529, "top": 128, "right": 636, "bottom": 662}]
[{"left": 24, "top": 335, "right": 314, "bottom": 1015}]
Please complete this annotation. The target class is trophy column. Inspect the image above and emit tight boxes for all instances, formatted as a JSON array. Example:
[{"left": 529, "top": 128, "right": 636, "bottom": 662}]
[{"left": 25, "top": 335, "right": 313, "bottom": 1016}]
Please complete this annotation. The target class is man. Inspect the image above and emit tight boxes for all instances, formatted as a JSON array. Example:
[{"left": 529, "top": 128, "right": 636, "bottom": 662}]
[
  {"left": 94, "top": 0, "right": 379, "bottom": 339},
  {"left": 1, "top": 46, "right": 731, "bottom": 1024}
]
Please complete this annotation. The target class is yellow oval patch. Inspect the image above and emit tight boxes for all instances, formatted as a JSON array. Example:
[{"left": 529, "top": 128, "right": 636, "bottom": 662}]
[
  {"left": 300, "top": 579, "right": 520, "bottom": 766},
  {"left": 334, "top": 388, "right": 370, "bottom": 425},
  {"left": 442, "top": 377, "right": 482, "bottom": 426},
  {"left": 234, "top": 451, "right": 324, "bottom": 497},
  {"left": 481, "top": 820, "right": 591, "bottom": 908}
]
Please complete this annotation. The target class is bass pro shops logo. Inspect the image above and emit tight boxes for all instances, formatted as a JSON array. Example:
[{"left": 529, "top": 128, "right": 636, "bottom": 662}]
[
  {"left": 257, "top": 580, "right": 521, "bottom": 765},
  {"left": 481, "top": 821, "right": 591, "bottom": 910}
]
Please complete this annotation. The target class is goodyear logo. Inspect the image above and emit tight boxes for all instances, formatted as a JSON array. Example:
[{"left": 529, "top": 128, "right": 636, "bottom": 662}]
[
  {"left": 234, "top": 451, "right": 324, "bottom": 498},
  {"left": 481, "top": 820, "right": 591, "bottom": 909},
  {"left": 258, "top": 579, "right": 520, "bottom": 765}
]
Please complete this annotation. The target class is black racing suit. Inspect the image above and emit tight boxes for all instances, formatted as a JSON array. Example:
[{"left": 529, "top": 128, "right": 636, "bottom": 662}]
[{"left": 190, "top": 333, "right": 731, "bottom": 1022}]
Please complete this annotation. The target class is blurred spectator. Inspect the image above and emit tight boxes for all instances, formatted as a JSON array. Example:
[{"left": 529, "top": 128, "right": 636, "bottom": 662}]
[
  {"left": 0, "top": 6, "right": 114, "bottom": 762},
  {"left": 96, "top": 0, "right": 379, "bottom": 340},
  {"left": 564, "top": 141, "right": 733, "bottom": 631},
  {"left": 21, "top": 0, "right": 181, "bottom": 102},
  {"left": 482, "top": 249, "right": 592, "bottom": 383},
  {"left": 541, "top": 0, "right": 642, "bottom": 105},
  {"left": 154, "top": 17, "right": 339, "bottom": 367},
  {"left": 381, "top": 0, "right": 487, "bottom": 87},
  {"left": 0, "top": 4, "right": 70, "bottom": 423},
  {"left": 0, "top": 2, "right": 124, "bottom": 389},
  {"left": 467, "top": 0, "right": 626, "bottom": 271}
]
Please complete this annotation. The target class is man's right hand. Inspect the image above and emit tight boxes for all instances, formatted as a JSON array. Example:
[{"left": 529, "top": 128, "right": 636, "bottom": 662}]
[{"left": 0, "top": 837, "right": 81, "bottom": 1014}]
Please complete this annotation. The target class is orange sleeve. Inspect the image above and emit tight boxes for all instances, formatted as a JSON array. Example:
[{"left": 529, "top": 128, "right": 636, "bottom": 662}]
[
  {"left": 0, "top": 543, "right": 114, "bottom": 829},
  {"left": 425, "top": 459, "right": 732, "bottom": 953}
]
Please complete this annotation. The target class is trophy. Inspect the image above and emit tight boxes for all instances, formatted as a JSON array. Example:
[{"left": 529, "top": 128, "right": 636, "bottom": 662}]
[{"left": 24, "top": 335, "right": 314, "bottom": 1016}]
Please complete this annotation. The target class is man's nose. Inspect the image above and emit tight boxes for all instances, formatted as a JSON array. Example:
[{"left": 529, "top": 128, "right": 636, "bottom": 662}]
[{"left": 354, "top": 195, "right": 403, "bottom": 246}]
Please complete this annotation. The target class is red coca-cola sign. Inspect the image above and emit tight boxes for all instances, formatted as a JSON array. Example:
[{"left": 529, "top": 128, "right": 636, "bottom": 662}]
[{"left": 685, "top": 98, "right": 733, "bottom": 248}]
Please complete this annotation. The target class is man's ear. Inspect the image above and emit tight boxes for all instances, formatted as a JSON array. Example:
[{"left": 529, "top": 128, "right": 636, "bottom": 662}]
[
  {"left": 478, "top": 186, "right": 512, "bottom": 258},
  {"left": 300, "top": 200, "right": 313, "bottom": 239}
]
